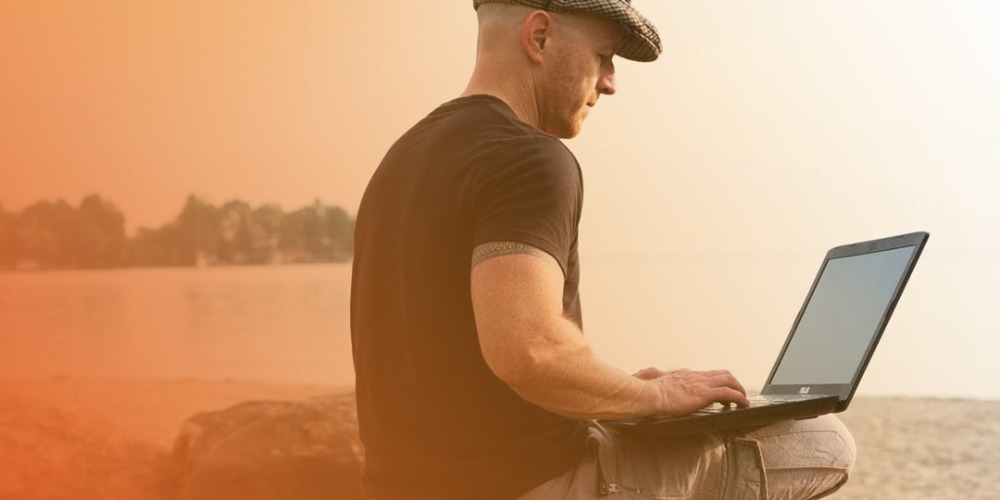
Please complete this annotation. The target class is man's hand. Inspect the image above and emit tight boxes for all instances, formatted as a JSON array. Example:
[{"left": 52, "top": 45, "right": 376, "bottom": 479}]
[{"left": 634, "top": 367, "right": 750, "bottom": 417}]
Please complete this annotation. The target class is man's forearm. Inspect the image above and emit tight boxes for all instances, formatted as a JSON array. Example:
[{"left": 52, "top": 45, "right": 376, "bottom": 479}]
[
  {"left": 472, "top": 248, "right": 746, "bottom": 420},
  {"left": 489, "top": 316, "right": 660, "bottom": 420},
  {"left": 472, "top": 249, "right": 663, "bottom": 420}
]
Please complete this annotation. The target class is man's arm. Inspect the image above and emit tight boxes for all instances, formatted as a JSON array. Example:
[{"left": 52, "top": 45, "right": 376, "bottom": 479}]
[{"left": 470, "top": 241, "right": 749, "bottom": 420}]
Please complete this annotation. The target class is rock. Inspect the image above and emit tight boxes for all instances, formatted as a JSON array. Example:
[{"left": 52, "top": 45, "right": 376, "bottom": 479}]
[
  {"left": 170, "top": 392, "right": 364, "bottom": 500},
  {"left": 0, "top": 395, "right": 169, "bottom": 500}
]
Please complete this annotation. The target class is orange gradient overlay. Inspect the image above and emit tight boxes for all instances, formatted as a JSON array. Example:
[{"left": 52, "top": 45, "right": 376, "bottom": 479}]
[{"left": 2, "top": 1, "right": 999, "bottom": 498}]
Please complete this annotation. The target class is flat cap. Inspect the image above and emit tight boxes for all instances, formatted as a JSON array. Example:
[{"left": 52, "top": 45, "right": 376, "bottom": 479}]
[{"left": 473, "top": 0, "right": 661, "bottom": 62}]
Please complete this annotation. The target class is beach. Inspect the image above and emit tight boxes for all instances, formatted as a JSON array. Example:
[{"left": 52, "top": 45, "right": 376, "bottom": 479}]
[{"left": 1, "top": 377, "right": 997, "bottom": 499}]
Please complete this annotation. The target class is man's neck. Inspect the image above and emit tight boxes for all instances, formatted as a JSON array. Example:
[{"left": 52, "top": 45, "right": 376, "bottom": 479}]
[{"left": 461, "top": 74, "right": 539, "bottom": 130}]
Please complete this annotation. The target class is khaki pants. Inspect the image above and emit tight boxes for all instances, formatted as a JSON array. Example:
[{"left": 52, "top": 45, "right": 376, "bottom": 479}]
[{"left": 519, "top": 415, "right": 856, "bottom": 500}]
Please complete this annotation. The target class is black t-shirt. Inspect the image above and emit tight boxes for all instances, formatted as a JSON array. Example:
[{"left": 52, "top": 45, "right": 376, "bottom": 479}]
[{"left": 351, "top": 95, "right": 588, "bottom": 500}]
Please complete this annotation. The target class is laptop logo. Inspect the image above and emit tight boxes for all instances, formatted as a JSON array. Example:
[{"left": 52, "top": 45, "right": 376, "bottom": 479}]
[{"left": 799, "top": 386, "right": 812, "bottom": 395}]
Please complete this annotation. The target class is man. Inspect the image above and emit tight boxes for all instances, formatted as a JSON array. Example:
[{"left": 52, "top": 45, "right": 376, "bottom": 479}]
[{"left": 351, "top": 1, "right": 856, "bottom": 499}]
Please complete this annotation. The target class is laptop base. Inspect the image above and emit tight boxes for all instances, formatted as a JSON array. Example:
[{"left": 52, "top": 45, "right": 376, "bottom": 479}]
[{"left": 601, "top": 395, "right": 841, "bottom": 439}]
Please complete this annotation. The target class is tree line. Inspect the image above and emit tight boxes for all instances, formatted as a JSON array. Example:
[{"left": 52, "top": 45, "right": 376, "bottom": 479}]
[{"left": 0, "top": 195, "right": 355, "bottom": 270}]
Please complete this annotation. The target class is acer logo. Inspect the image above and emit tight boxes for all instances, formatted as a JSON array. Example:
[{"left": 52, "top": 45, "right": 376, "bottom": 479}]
[{"left": 799, "top": 386, "right": 812, "bottom": 394}]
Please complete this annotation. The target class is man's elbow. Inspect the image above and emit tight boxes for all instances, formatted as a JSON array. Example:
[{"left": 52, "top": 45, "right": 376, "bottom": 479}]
[
  {"left": 483, "top": 346, "right": 541, "bottom": 389},
  {"left": 481, "top": 336, "right": 576, "bottom": 392}
]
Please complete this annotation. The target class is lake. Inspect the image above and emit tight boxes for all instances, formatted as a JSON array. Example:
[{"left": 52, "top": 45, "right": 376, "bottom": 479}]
[
  {"left": 1, "top": 259, "right": 996, "bottom": 399},
  {"left": 0, "top": 265, "right": 355, "bottom": 385}
]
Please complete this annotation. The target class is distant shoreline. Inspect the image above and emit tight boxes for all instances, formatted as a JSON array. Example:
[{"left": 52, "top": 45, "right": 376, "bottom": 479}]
[{"left": 0, "top": 259, "right": 353, "bottom": 273}]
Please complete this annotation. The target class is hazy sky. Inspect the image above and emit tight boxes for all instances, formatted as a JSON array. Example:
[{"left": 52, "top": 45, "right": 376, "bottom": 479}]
[{"left": 2, "top": 1, "right": 999, "bottom": 397}]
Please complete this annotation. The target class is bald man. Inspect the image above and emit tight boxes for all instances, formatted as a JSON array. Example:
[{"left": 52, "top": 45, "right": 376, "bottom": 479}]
[{"left": 351, "top": 2, "right": 856, "bottom": 499}]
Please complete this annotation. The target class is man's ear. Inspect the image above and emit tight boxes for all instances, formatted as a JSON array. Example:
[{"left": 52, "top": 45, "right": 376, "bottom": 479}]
[{"left": 521, "top": 10, "right": 552, "bottom": 63}]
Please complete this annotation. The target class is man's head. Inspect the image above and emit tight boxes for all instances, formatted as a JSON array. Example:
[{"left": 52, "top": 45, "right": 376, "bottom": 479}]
[{"left": 467, "top": 0, "right": 660, "bottom": 138}]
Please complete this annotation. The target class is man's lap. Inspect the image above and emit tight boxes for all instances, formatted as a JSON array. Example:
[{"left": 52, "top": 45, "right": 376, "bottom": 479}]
[{"left": 518, "top": 415, "right": 856, "bottom": 500}]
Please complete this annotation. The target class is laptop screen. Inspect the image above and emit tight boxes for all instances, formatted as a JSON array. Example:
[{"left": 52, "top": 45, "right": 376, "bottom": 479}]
[{"left": 769, "top": 245, "right": 918, "bottom": 386}]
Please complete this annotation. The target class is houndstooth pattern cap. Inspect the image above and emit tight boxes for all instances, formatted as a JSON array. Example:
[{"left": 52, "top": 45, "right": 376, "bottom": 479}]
[{"left": 473, "top": 0, "right": 661, "bottom": 62}]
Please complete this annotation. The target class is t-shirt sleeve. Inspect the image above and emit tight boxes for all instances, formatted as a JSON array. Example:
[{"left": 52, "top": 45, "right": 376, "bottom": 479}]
[{"left": 471, "top": 136, "right": 582, "bottom": 275}]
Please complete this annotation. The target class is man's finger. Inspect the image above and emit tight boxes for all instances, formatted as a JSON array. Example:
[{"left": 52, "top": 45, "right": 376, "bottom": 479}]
[
  {"left": 711, "top": 387, "right": 750, "bottom": 407},
  {"left": 713, "top": 371, "right": 747, "bottom": 396}
]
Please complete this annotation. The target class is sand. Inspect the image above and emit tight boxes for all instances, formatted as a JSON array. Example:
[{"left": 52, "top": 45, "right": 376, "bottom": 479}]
[
  {"left": 835, "top": 397, "right": 1000, "bottom": 499},
  {"left": 0, "top": 377, "right": 997, "bottom": 499}
]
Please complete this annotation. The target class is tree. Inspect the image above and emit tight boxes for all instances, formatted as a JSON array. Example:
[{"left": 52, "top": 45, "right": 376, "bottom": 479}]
[
  {"left": 16, "top": 200, "right": 76, "bottom": 268},
  {"left": 73, "top": 194, "right": 127, "bottom": 268},
  {"left": 324, "top": 205, "right": 354, "bottom": 260},
  {"left": 128, "top": 223, "right": 182, "bottom": 267},
  {"left": 218, "top": 199, "right": 254, "bottom": 264},
  {"left": 0, "top": 204, "right": 19, "bottom": 268},
  {"left": 175, "top": 195, "right": 221, "bottom": 265},
  {"left": 1, "top": 194, "right": 355, "bottom": 269},
  {"left": 248, "top": 204, "right": 284, "bottom": 263},
  {"left": 279, "top": 200, "right": 354, "bottom": 263}
]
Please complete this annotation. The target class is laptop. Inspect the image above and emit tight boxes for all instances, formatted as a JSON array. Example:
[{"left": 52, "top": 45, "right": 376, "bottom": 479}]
[{"left": 603, "top": 231, "right": 929, "bottom": 438}]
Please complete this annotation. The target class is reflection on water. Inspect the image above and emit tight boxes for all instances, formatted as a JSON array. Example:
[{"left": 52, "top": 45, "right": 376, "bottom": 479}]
[{"left": 0, "top": 264, "right": 354, "bottom": 385}]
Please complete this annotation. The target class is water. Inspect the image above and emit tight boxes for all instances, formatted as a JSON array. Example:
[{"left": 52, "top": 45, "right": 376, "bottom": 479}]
[
  {"left": 1, "top": 259, "right": 996, "bottom": 399},
  {"left": 0, "top": 265, "right": 355, "bottom": 385}
]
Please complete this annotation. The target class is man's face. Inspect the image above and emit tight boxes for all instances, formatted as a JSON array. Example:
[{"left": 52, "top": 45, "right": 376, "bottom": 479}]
[{"left": 536, "top": 15, "right": 622, "bottom": 139}]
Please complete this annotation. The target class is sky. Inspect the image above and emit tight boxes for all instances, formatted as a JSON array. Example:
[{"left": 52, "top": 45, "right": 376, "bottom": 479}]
[{"left": 2, "top": 1, "right": 999, "bottom": 398}]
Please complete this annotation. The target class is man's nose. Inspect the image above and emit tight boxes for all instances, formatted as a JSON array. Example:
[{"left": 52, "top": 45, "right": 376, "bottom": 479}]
[{"left": 598, "top": 73, "right": 616, "bottom": 96}]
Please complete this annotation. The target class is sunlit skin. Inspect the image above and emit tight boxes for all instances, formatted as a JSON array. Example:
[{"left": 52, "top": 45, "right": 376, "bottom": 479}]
[
  {"left": 532, "top": 13, "right": 619, "bottom": 138},
  {"left": 465, "top": 5, "right": 749, "bottom": 421},
  {"left": 463, "top": 5, "right": 621, "bottom": 139}
]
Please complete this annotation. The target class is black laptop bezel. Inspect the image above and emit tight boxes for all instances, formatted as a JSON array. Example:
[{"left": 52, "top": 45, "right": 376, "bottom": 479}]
[{"left": 760, "top": 231, "right": 930, "bottom": 411}]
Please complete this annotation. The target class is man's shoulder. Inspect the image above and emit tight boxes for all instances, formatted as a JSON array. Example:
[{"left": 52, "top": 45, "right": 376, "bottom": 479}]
[
  {"left": 432, "top": 96, "right": 559, "bottom": 143},
  {"left": 433, "top": 94, "right": 517, "bottom": 123},
  {"left": 411, "top": 95, "right": 576, "bottom": 164}
]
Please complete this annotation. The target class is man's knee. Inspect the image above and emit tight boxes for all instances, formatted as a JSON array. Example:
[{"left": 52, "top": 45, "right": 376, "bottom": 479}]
[{"left": 739, "top": 415, "right": 856, "bottom": 499}]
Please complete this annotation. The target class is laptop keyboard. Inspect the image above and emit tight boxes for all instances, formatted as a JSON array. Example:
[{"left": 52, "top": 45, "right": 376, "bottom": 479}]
[{"left": 694, "top": 395, "right": 802, "bottom": 415}]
